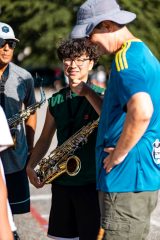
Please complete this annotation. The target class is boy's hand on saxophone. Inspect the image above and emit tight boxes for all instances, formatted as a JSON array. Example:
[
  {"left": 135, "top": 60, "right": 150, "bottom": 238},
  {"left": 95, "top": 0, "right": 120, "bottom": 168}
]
[{"left": 26, "top": 164, "right": 44, "bottom": 188}]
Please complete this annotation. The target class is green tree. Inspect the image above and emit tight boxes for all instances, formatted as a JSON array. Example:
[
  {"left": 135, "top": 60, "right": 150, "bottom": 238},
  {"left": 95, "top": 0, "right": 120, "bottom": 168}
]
[
  {"left": 0, "top": 0, "right": 83, "bottom": 68},
  {"left": 0, "top": 0, "right": 159, "bottom": 69},
  {"left": 119, "top": 0, "right": 160, "bottom": 59}
]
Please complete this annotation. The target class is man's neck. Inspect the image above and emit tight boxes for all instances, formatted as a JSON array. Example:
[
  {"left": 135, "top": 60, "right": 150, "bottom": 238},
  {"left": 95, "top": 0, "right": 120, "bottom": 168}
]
[{"left": 115, "top": 27, "right": 136, "bottom": 53}]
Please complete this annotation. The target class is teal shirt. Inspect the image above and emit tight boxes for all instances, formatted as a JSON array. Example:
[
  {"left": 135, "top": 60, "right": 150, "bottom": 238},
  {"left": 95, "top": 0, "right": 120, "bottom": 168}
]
[
  {"left": 96, "top": 40, "right": 160, "bottom": 192},
  {"left": 48, "top": 85, "right": 104, "bottom": 186}
]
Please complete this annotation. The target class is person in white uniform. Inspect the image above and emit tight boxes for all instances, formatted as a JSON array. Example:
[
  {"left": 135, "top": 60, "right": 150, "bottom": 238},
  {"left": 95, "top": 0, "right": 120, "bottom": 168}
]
[{"left": 0, "top": 106, "right": 19, "bottom": 240}]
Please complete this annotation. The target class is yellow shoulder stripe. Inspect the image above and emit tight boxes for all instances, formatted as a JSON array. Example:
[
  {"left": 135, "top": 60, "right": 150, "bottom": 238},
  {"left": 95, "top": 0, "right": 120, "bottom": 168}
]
[{"left": 115, "top": 42, "right": 131, "bottom": 72}]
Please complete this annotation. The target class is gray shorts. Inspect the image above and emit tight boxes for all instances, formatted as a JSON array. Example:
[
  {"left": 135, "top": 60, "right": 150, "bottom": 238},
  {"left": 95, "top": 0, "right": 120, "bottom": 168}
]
[{"left": 99, "top": 191, "right": 158, "bottom": 240}]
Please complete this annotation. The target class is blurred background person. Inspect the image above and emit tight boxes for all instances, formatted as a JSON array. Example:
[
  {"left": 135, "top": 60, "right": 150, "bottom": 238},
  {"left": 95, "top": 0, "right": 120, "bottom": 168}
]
[
  {"left": 90, "top": 65, "right": 107, "bottom": 89},
  {"left": 53, "top": 67, "right": 67, "bottom": 91}
]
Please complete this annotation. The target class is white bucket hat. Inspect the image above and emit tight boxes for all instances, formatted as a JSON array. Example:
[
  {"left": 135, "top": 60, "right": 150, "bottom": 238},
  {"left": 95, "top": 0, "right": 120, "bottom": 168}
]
[
  {"left": 71, "top": 0, "right": 136, "bottom": 38},
  {"left": 0, "top": 22, "right": 19, "bottom": 42}
]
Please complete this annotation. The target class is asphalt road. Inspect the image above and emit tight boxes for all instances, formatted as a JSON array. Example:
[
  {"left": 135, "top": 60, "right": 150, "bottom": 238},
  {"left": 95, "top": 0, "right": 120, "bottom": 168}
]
[{"left": 14, "top": 88, "right": 160, "bottom": 240}]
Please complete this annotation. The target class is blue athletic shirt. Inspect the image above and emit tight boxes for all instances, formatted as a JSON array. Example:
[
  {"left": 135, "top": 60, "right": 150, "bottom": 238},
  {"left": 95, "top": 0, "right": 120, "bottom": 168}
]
[{"left": 96, "top": 39, "right": 160, "bottom": 192}]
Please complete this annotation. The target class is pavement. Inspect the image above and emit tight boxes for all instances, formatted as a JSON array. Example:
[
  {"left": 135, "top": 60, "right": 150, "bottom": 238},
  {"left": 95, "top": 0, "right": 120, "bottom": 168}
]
[
  {"left": 14, "top": 185, "right": 51, "bottom": 240},
  {"left": 14, "top": 189, "right": 160, "bottom": 240},
  {"left": 13, "top": 88, "right": 160, "bottom": 240}
]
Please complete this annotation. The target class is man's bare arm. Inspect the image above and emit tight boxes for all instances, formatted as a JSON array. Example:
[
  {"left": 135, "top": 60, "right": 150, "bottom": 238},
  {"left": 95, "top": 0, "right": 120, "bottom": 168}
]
[{"left": 103, "top": 92, "right": 153, "bottom": 172}]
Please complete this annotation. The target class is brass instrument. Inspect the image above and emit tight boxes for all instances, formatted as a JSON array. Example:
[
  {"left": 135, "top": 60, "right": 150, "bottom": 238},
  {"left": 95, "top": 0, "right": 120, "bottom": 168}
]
[
  {"left": 36, "top": 118, "right": 99, "bottom": 184},
  {"left": 8, "top": 86, "right": 46, "bottom": 129}
]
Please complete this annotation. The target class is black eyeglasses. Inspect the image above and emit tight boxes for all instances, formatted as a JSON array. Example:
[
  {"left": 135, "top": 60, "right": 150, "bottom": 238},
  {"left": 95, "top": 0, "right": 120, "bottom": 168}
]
[
  {"left": 0, "top": 38, "right": 16, "bottom": 49},
  {"left": 63, "top": 58, "right": 90, "bottom": 67}
]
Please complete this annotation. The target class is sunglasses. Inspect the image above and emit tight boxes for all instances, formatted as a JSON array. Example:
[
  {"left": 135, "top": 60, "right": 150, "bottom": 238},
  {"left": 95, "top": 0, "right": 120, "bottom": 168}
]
[{"left": 0, "top": 38, "right": 16, "bottom": 49}]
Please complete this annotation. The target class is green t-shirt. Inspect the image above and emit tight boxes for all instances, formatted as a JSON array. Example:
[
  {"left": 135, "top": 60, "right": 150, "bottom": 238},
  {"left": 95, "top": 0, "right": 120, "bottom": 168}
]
[{"left": 48, "top": 85, "right": 104, "bottom": 186}]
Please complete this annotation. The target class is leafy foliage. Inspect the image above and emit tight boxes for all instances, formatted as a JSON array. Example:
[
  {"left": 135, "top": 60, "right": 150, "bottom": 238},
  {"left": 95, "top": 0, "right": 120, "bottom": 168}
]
[
  {"left": 0, "top": 0, "right": 159, "bottom": 69},
  {"left": 119, "top": 0, "right": 160, "bottom": 59}
]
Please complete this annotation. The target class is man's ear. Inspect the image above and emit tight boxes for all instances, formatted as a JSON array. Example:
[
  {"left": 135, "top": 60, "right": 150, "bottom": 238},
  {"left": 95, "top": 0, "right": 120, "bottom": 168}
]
[{"left": 102, "top": 21, "right": 116, "bottom": 33}]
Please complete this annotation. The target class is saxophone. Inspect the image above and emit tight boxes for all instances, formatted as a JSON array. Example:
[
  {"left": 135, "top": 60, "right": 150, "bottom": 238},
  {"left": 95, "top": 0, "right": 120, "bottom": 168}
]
[
  {"left": 8, "top": 86, "right": 46, "bottom": 129},
  {"left": 36, "top": 118, "right": 99, "bottom": 184}
]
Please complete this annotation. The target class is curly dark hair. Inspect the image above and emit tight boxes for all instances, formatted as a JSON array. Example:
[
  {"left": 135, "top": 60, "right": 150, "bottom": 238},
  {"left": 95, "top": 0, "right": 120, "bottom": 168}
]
[{"left": 57, "top": 38, "right": 99, "bottom": 64}]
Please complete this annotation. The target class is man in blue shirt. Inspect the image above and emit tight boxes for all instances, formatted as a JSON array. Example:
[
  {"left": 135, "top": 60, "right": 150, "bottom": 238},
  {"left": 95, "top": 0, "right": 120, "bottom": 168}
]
[{"left": 71, "top": 0, "right": 160, "bottom": 239}]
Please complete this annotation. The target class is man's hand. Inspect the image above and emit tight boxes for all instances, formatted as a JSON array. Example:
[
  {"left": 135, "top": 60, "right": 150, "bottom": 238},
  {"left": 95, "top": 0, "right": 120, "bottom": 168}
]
[
  {"left": 103, "top": 147, "right": 127, "bottom": 173},
  {"left": 26, "top": 165, "right": 44, "bottom": 188}
]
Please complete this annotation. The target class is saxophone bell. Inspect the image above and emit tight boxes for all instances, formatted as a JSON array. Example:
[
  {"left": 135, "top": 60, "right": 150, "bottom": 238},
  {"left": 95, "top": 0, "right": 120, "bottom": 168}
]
[
  {"left": 66, "top": 155, "right": 81, "bottom": 176},
  {"left": 38, "top": 155, "right": 81, "bottom": 184}
]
